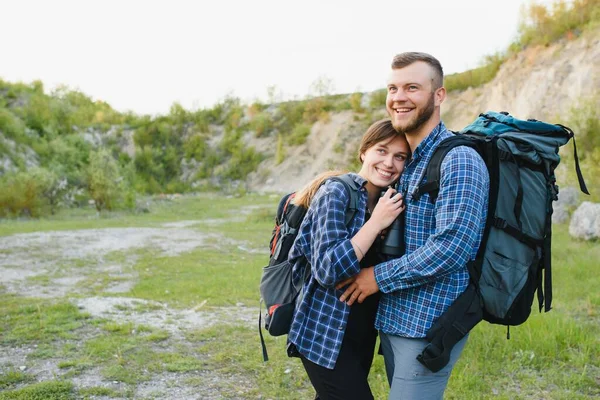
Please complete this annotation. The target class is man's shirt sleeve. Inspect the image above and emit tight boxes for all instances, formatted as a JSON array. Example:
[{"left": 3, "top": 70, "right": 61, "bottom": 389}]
[{"left": 375, "top": 147, "right": 489, "bottom": 293}]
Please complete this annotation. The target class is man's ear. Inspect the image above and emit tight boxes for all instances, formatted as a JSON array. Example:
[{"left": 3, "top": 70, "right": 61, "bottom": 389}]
[
  {"left": 360, "top": 153, "right": 364, "bottom": 163},
  {"left": 434, "top": 87, "right": 446, "bottom": 106}
]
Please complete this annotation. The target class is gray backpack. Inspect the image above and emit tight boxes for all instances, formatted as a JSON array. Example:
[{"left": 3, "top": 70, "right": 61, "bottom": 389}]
[
  {"left": 416, "top": 111, "right": 588, "bottom": 372},
  {"left": 259, "top": 174, "right": 360, "bottom": 361}
]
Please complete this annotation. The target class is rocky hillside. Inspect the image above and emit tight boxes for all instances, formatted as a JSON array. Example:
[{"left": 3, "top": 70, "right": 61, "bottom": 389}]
[{"left": 249, "top": 27, "right": 600, "bottom": 193}]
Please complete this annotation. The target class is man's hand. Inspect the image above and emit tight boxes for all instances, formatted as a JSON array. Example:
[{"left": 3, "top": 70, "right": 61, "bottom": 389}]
[{"left": 336, "top": 267, "right": 379, "bottom": 306}]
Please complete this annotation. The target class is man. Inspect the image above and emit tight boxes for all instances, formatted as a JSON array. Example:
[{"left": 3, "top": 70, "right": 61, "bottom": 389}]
[{"left": 337, "top": 52, "right": 489, "bottom": 399}]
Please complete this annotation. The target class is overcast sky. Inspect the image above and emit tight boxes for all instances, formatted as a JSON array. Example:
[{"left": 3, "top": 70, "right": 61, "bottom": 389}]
[{"left": 2, "top": 0, "right": 548, "bottom": 115}]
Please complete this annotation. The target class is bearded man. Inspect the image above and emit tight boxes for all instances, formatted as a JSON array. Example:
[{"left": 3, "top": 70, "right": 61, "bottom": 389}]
[{"left": 338, "top": 52, "right": 490, "bottom": 400}]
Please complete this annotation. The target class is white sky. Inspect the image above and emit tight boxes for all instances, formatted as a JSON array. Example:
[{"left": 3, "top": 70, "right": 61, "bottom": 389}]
[{"left": 2, "top": 0, "right": 546, "bottom": 115}]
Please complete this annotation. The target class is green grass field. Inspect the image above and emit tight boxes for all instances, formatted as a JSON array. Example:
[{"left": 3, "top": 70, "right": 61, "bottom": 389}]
[{"left": 0, "top": 194, "right": 598, "bottom": 399}]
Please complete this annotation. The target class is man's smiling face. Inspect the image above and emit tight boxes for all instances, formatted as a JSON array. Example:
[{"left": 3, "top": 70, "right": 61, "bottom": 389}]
[{"left": 386, "top": 61, "right": 439, "bottom": 135}]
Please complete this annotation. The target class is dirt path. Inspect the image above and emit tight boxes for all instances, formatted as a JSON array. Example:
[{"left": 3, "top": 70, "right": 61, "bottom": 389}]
[{"left": 0, "top": 219, "right": 265, "bottom": 399}]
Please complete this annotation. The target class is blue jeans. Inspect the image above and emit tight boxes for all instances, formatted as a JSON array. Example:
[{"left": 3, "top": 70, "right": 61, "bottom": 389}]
[{"left": 379, "top": 333, "right": 468, "bottom": 400}]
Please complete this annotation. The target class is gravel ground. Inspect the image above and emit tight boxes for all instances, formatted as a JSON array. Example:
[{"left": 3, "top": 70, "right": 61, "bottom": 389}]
[{"left": 0, "top": 219, "right": 265, "bottom": 399}]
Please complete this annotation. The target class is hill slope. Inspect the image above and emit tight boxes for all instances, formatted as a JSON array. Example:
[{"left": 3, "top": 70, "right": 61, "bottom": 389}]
[{"left": 249, "top": 28, "right": 600, "bottom": 193}]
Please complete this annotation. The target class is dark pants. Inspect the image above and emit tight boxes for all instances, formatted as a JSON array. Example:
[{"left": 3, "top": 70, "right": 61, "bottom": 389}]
[{"left": 300, "top": 294, "right": 379, "bottom": 400}]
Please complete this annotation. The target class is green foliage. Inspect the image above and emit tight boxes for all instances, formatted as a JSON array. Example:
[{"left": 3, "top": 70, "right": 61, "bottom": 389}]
[
  {"left": 0, "top": 380, "right": 74, "bottom": 400},
  {"left": 369, "top": 89, "right": 387, "bottom": 109},
  {"left": 445, "top": 53, "right": 506, "bottom": 92},
  {"left": 349, "top": 92, "right": 364, "bottom": 113},
  {"left": 86, "top": 149, "right": 124, "bottom": 212},
  {"left": 0, "top": 108, "right": 26, "bottom": 142},
  {"left": 557, "top": 95, "right": 600, "bottom": 201},
  {"left": 275, "top": 101, "right": 306, "bottom": 134},
  {"left": 513, "top": 0, "right": 600, "bottom": 50},
  {"left": 0, "top": 170, "right": 53, "bottom": 217},
  {"left": 445, "top": 1, "right": 600, "bottom": 93},
  {"left": 288, "top": 123, "right": 311, "bottom": 146},
  {"left": 28, "top": 167, "right": 67, "bottom": 215},
  {"left": 221, "top": 145, "right": 263, "bottom": 181},
  {"left": 302, "top": 97, "right": 330, "bottom": 124},
  {"left": 275, "top": 134, "right": 285, "bottom": 165},
  {"left": 35, "top": 135, "right": 91, "bottom": 186},
  {"left": 0, "top": 369, "right": 32, "bottom": 389},
  {"left": 249, "top": 111, "right": 274, "bottom": 137},
  {"left": 184, "top": 134, "right": 208, "bottom": 161}
]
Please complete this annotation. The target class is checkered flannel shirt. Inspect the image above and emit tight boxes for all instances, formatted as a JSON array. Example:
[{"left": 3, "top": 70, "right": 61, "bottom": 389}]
[
  {"left": 374, "top": 122, "right": 489, "bottom": 337},
  {"left": 287, "top": 173, "right": 369, "bottom": 369}
]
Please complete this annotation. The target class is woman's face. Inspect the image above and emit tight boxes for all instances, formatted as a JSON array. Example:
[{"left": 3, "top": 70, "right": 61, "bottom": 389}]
[{"left": 358, "top": 135, "right": 410, "bottom": 189}]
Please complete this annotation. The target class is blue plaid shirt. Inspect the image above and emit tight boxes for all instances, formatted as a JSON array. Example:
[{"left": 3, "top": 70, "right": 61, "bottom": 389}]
[
  {"left": 287, "top": 173, "right": 370, "bottom": 369},
  {"left": 374, "top": 122, "right": 489, "bottom": 337}
]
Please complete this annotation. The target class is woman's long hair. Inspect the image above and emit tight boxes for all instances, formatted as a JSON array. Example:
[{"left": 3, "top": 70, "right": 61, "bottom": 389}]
[
  {"left": 293, "top": 119, "right": 405, "bottom": 208},
  {"left": 293, "top": 170, "right": 347, "bottom": 208}
]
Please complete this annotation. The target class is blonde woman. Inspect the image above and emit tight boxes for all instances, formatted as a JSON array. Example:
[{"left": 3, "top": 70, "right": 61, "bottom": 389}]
[{"left": 287, "top": 119, "right": 410, "bottom": 400}]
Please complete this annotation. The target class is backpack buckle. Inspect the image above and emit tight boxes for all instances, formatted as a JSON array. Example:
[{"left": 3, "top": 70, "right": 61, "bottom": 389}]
[{"left": 493, "top": 217, "right": 507, "bottom": 229}]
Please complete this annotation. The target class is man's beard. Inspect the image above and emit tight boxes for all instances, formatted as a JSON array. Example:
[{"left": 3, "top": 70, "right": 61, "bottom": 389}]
[{"left": 392, "top": 93, "right": 435, "bottom": 134}]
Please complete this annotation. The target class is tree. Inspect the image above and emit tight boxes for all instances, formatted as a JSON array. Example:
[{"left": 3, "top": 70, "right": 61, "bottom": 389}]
[{"left": 86, "top": 149, "right": 123, "bottom": 212}]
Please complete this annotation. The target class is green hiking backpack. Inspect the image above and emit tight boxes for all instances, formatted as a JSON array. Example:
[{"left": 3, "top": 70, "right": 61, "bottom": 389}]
[
  {"left": 259, "top": 173, "right": 361, "bottom": 361},
  {"left": 416, "top": 111, "right": 588, "bottom": 372}
]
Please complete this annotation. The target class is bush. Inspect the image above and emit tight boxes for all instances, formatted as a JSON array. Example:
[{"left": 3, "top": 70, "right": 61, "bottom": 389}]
[
  {"left": 350, "top": 93, "right": 364, "bottom": 113},
  {"left": 514, "top": 0, "right": 600, "bottom": 50},
  {"left": 0, "top": 108, "right": 26, "bottom": 141},
  {"left": 29, "top": 167, "right": 68, "bottom": 215},
  {"left": 0, "top": 170, "right": 50, "bottom": 217},
  {"left": 368, "top": 89, "right": 387, "bottom": 109},
  {"left": 86, "top": 149, "right": 124, "bottom": 212},
  {"left": 184, "top": 134, "right": 208, "bottom": 161},
  {"left": 275, "top": 134, "right": 285, "bottom": 165},
  {"left": 302, "top": 97, "right": 330, "bottom": 124},
  {"left": 445, "top": 53, "right": 506, "bottom": 92},
  {"left": 288, "top": 123, "right": 311, "bottom": 146},
  {"left": 557, "top": 95, "right": 600, "bottom": 201},
  {"left": 250, "top": 112, "right": 274, "bottom": 137}
]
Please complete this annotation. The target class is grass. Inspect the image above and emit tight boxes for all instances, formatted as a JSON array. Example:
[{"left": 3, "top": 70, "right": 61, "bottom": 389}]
[{"left": 0, "top": 195, "right": 598, "bottom": 398}]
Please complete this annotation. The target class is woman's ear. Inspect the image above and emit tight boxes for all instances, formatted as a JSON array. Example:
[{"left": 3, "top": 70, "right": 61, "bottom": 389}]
[{"left": 359, "top": 153, "right": 364, "bottom": 163}]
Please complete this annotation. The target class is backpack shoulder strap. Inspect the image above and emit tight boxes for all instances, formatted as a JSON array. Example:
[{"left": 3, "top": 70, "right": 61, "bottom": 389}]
[
  {"left": 413, "top": 136, "right": 479, "bottom": 204},
  {"left": 329, "top": 174, "right": 361, "bottom": 225},
  {"left": 276, "top": 193, "right": 294, "bottom": 225}
]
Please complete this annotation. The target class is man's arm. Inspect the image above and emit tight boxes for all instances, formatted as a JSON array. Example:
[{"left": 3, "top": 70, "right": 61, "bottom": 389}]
[{"left": 375, "top": 147, "right": 489, "bottom": 293}]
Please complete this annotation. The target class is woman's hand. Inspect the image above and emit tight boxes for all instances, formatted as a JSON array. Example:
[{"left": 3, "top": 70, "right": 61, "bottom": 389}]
[{"left": 370, "top": 188, "right": 404, "bottom": 232}]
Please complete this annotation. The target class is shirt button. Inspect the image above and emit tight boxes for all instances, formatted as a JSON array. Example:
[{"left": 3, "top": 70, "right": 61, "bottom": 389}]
[{"left": 338, "top": 326, "right": 344, "bottom": 330}]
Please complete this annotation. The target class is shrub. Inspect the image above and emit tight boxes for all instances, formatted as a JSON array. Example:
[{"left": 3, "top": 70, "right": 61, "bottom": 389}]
[
  {"left": 302, "top": 97, "right": 330, "bottom": 124},
  {"left": 557, "top": 95, "right": 600, "bottom": 201},
  {"left": 349, "top": 93, "right": 364, "bottom": 113},
  {"left": 86, "top": 149, "right": 124, "bottom": 212},
  {"left": 288, "top": 123, "right": 311, "bottom": 146},
  {"left": 250, "top": 112, "right": 274, "bottom": 137},
  {"left": 0, "top": 108, "right": 26, "bottom": 141},
  {"left": 368, "top": 89, "right": 387, "bottom": 109},
  {"left": 29, "top": 167, "right": 68, "bottom": 215},
  {"left": 0, "top": 170, "right": 49, "bottom": 217},
  {"left": 276, "top": 101, "right": 305, "bottom": 133},
  {"left": 275, "top": 134, "right": 285, "bottom": 165},
  {"left": 220, "top": 145, "right": 263, "bottom": 181},
  {"left": 514, "top": 0, "right": 600, "bottom": 50},
  {"left": 184, "top": 135, "right": 208, "bottom": 161},
  {"left": 445, "top": 53, "right": 506, "bottom": 92}
]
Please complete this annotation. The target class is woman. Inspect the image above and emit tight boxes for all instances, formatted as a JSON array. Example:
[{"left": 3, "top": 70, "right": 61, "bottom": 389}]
[{"left": 287, "top": 119, "right": 410, "bottom": 400}]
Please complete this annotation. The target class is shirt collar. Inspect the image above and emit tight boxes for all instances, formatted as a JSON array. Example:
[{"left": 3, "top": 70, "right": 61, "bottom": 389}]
[
  {"left": 410, "top": 122, "right": 448, "bottom": 162},
  {"left": 349, "top": 172, "right": 368, "bottom": 188}
]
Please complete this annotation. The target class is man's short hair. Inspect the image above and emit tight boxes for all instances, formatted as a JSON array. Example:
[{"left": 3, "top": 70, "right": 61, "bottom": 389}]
[{"left": 391, "top": 52, "right": 444, "bottom": 90}]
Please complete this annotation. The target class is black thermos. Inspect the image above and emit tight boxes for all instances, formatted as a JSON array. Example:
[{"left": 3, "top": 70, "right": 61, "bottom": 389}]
[{"left": 380, "top": 187, "right": 406, "bottom": 258}]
